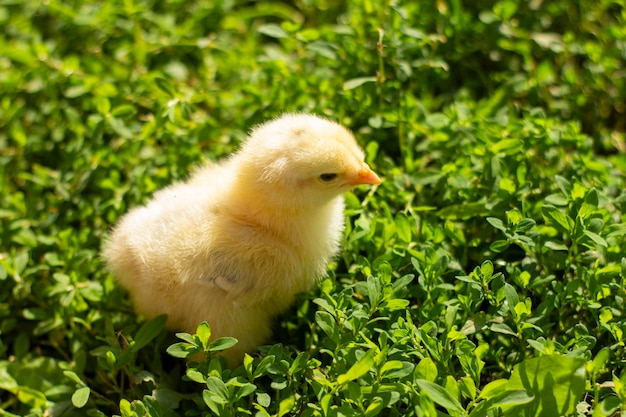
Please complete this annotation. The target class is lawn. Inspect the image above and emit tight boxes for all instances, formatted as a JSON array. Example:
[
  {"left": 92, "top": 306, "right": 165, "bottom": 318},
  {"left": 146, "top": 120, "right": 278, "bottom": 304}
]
[{"left": 1, "top": 0, "right": 625, "bottom": 416}]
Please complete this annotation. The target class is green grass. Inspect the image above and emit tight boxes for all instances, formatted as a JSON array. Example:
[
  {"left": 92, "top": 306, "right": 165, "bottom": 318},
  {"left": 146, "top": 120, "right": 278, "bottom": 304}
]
[{"left": 1, "top": 0, "right": 625, "bottom": 416}]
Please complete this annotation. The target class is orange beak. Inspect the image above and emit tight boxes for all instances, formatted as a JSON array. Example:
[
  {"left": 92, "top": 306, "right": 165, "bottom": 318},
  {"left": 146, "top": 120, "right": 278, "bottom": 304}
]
[{"left": 348, "top": 167, "right": 382, "bottom": 186}]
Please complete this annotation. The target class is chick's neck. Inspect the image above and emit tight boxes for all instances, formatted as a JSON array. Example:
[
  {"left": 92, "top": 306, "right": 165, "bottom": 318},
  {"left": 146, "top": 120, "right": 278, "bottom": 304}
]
[{"left": 221, "top": 177, "right": 341, "bottom": 247}]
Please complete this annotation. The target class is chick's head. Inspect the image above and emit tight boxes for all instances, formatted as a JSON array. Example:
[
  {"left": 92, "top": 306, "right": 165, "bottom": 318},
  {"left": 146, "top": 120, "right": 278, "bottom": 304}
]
[{"left": 235, "top": 114, "right": 381, "bottom": 206}]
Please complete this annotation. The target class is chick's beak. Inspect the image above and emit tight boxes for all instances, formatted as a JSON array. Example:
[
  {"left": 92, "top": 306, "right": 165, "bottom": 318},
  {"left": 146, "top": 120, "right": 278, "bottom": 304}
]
[{"left": 348, "top": 166, "right": 382, "bottom": 186}]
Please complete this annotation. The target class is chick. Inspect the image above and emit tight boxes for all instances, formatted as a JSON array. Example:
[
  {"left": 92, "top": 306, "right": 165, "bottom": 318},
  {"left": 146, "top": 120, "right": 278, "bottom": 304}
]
[{"left": 102, "top": 113, "right": 381, "bottom": 365}]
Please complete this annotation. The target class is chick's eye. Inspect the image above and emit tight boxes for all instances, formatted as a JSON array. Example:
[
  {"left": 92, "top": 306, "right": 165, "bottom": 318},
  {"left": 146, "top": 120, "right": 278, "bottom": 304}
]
[{"left": 319, "top": 173, "right": 338, "bottom": 182}]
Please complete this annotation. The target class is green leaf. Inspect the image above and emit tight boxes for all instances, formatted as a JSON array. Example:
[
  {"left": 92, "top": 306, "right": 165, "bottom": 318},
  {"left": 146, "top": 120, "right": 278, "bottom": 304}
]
[
  {"left": 478, "top": 379, "right": 508, "bottom": 400},
  {"left": 588, "top": 348, "right": 610, "bottom": 376},
  {"left": 131, "top": 315, "right": 167, "bottom": 352},
  {"left": 277, "top": 394, "right": 295, "bottom": 417},
  {"left": 174, "top": 332, "right": 197, "bottom": 345},
  {"left": 205, "top": 376, "right": 229, "bottom": 400},
  {"left": 596, "top": 396, "right": 621, "bottom": 416},
  {"left": 490, "top": 240, "right": 510, "bottom": 253},
  {"left": 492, "top": 139, "right": 522, "bottom": 154},
  {"left": 491, "top": 389, "right": 534, "bottom": 407},
  {"left": 487, "top": 217, "right": 507, "bottom": 232},
  {"left": 289, "top": 352, "right": 309, "bottom": 374},
  {"left": 166, "top": 342, "right": 197, "bottom": 359},
  {"left": 415, "top": 357, "right": 438, "bottom": 382},
  {"left": 545, "top": 193, "right": 569, "bottom": 206},
  {"left": 480, "top": 260, "right": 494, "bottom": 280},
  {"left": 392, "top": 274, "right": 415, "bottom": 293},
  {"left": 155, "top": 76, "right": 176, "bottom": 96},
  {"left": 258, "top": 23, "right": 288, "bottom": 39},
  {"left": 79, "top": 281, "right": 104, "bottom": 302},
  {"left": 506, "top": 209, "right": 523, "bottom": 225},
  {"left": 504, "top": 283, "right": 520, "bottom": 315},
  {"left": 95, "top": 97, "right": 111, "bottom": 114},
  {"left": 544, "top": 240, "right": 568, "bottom": 251},
  {"left": 516, "top": 218, "right": 536, "bottom": 232},
  {"left": 337, "top": 349, "right": 376, "bottom": 386},
  {"left": 364, "top": 397, "right": 384, "bottom": 417},
  {"left": 320, "top": 393, "right": 333, "bottom": 415},
  {"left": 15, "top": 251, "right": 29, "bottom": 275},
  {"left": 415, "top": 379, "right": 465, "bottom": 414},
  {"left": 379, "top": 361, "right": 403, "bottom": 377},
  {"left": 112, "top": 104, "right": 135, "bottom": 117},
  {"left": 394, "top": 212, "right": 412, "bottom": 243},
  {"left": 444, "top": 221, "right": 466, "bottom": 244},
  {"left": 366, "top": 274, "right": 382, "bottom": 307},
  {"left": 471, "top": 381, "right": 534, "bottom": 417},
  {"left": 64, "top": 85, "right": 87, "bottom": 98},
  {"left": 459, "top": 376, "right": 476, "bottom": 400},
  {"left": 63, "top": 371, "right": 84, "bottom": 386},
  {"left": 195, "top": 322, "right": 212, "bottom": 349},
  {"left": 506, "top": 355, "right": 586, "bottom": 416},
  {"left": 131, "top": 399, "right": 147, "bottom": 415},
  {"left": 425, "top": 113, "right": 450, "bottom": 129},
  {"left": 343, "top": 77, "right": 377, "bottom": 90},
  {"left": 71, "top": 386, "right": 90, "bottom": 408},
  {"left": 203, "top": 390, "right": 227, "bottom": 415},
  {"left": 583, "top": 187, "right": 599, "bottom": 207},
  {"left": 186, "top": 369, "right": 206, "bottom": 384},
  {"left": 253, "top": 355, "right": 275, "bottom": 379},
  {"left": 16, "top": 386, "right": 47, "bottom": 409},
  {"left": 143, "top": 395, "right": 164, "bottom": 417},
  {"left": 234, "top": 383, "right": 257, "bottom": 401},
  {"left": 582, "top": 230, "right": 608, "bottom": 248},
  {"left": 207, "top": 337, "right": 238, "bottom": 352},
  {"left": 381, "top": 298, "right": 410, "bottom": 311},
  {"left": 553, "top": 176, "right": 572, "bottom": 195},
  {"left": 108, "top": 116, "right": 134, "bottom": 139},
  {"left": 119, "top": 399, "right": 133, "bottom": 417},
  {"left": 489, "top": 323, "right": 517, "bottom": 336},
  {"left": 315, "top": 311, "right": 337, "bottom": 339},
  {"left": 499, "top": 177, "right": 516, "bottom": 193},
  {"left": 437, "top": 202, "right": 490, "bottom": 219},
  {"left": 256, "top": 392, "right": 271, "bottom": 408},
  {"left": 541, "top": 205, "right": 574, "bottom": 234}
]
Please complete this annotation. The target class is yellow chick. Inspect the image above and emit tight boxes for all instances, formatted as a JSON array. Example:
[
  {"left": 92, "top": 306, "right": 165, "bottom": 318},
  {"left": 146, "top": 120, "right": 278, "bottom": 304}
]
[{"left": 102, "top": 113, "right": 381, "bottom": 365}]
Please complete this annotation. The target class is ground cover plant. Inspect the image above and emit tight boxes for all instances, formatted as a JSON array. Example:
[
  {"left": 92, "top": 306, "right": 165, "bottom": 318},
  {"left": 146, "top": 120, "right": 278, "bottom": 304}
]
[{"left": 1, "top": 0, "right": 625, "bottom": 416}]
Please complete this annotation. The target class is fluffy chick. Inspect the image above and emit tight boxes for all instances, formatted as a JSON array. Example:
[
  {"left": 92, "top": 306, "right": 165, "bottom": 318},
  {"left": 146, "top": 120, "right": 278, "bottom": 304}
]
[{"left": 102, "top": 113, "right": 381, "bottom": 365}]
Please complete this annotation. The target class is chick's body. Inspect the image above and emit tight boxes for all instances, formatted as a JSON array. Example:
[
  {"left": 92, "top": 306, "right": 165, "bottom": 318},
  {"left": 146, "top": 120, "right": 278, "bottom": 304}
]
[{"left": 103, "top": 114, "right": 380, "bottom": 364}]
